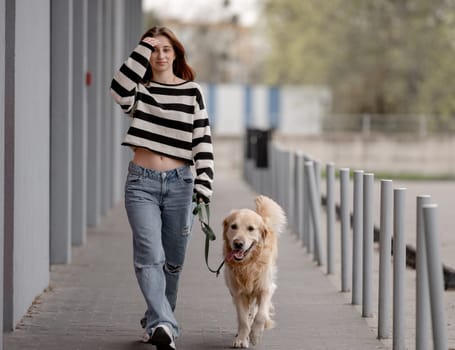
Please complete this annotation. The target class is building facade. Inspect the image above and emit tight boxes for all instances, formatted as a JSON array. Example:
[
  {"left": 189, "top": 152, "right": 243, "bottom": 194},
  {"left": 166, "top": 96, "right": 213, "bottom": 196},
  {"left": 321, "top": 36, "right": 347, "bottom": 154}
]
[{"left": 0, "top": 0, "right": 143, "bottom": 348}]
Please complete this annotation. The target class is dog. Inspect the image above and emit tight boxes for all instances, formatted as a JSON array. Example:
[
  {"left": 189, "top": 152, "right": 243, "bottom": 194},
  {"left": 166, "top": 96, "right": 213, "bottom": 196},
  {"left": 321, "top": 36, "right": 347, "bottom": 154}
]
[{"left": 222, "top": 195, "right": 286, "bottom": 348}]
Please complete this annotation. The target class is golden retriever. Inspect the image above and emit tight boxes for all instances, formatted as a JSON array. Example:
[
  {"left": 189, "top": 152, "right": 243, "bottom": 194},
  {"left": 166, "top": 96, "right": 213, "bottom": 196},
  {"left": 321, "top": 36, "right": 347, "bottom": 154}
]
[{"left": 222, "top": 195, "right": 286, "bottom": 348}]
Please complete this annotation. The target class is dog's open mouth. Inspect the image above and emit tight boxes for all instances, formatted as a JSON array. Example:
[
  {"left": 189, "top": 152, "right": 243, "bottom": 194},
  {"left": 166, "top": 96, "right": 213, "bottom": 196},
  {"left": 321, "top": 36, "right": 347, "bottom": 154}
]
[
  {"left": 229, "top": 249, "right": 246, "bottom": 261},
  {"left": 227, "top": 242, "right": 256, "bottom": 262}
]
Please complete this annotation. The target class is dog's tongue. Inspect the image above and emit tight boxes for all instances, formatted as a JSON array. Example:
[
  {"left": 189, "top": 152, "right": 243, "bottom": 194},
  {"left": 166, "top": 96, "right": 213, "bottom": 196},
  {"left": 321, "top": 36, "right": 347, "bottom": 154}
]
[{"left": 228, "top": 249, "right": 245, "bottom": 261}]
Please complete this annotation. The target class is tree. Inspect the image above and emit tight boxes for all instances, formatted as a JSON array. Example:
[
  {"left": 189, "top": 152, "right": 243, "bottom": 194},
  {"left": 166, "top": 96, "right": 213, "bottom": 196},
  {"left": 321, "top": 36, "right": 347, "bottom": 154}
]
[{"left": 261, "top": 0, "right": 455, "bottom": 126}]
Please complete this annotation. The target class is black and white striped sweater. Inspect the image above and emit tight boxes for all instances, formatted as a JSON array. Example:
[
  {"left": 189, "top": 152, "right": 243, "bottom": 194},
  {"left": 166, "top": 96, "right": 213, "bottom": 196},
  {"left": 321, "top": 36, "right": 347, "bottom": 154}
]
[{"left": 110, "top": 42, "right": 214, "bottom": 201}]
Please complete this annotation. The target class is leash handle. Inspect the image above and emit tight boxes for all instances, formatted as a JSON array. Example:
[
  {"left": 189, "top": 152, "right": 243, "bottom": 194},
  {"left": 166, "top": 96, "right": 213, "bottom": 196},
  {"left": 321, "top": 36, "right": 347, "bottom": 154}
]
[{"left": 193, "top": 198, "right": 224, "bottom": 276}]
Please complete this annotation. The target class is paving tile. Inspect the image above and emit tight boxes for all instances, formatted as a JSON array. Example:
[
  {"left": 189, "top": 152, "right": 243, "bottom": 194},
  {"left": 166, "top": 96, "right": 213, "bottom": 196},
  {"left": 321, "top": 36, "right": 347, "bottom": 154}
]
[{"left": 4, "top": 171, "right": 388, "bottom": 350}]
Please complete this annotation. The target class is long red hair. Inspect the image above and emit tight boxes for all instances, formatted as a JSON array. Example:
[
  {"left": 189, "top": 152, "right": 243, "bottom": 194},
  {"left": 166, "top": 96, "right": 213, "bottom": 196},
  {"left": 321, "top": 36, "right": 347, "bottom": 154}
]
[{"left": 141, "top": 26, "right": 195, "bottom": 81}]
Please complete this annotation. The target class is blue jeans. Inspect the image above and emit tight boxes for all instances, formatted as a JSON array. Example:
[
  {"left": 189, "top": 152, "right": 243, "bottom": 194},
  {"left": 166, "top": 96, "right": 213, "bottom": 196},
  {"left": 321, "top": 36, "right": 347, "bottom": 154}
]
[{"left": 124, "top": 161, "right": 195, "bottom": 337}]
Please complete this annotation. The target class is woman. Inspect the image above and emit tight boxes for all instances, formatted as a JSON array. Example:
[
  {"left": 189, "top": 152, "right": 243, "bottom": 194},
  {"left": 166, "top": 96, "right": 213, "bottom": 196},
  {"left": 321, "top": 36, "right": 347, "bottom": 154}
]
[{"left": 110, "top": 26, "right": 214, "bottom": 350}]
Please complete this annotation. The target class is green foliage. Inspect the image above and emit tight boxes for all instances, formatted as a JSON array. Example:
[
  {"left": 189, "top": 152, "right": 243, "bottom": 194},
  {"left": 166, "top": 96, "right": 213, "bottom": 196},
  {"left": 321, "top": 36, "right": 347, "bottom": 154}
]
[{"left": 261, "top": 0, "right": 455, "bottom": 122}]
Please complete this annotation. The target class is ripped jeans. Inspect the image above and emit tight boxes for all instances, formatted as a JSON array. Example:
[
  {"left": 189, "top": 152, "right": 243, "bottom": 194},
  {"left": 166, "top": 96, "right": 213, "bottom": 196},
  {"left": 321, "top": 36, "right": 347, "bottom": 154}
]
[{"left": 124, "top": 161, "right": 195, "bottom": 338}]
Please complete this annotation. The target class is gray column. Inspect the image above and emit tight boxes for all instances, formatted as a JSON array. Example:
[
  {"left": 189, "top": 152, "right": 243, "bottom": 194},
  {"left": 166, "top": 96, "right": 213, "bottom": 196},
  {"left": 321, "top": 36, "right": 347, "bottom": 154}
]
[
  {"left": 393, "top": 188, "right": 407, "bottom": 349},
  {"left": 378, "top": 180, "right": 393, "bottom": 339},
  {"left": 0, "top": 0, "right": 5, "bottom": 343},
  {"left": 362, "top": 173, "right": 374, "bottom": 317},
  {"left": 6, "top": 0, "right": 51, "bottom": 328},
  {"left": 352, "top": 170, "right": 363, "bottom": 304},
  {"left": 71, "top": 0, "right": 88, "bottom": 246},
  {"left": 50, "top": 0, "right": 73, "bottom": 264},
  {"left": 416, "top": 195, "right": 431, "bottom": 350},
  {"left": 100, "top": 0, "right": 112, "bottom": 215},
  {"left": 423, "top": 204, "right": 448, "bottom": 350},
  {"left": 131, "top": 0, "right": 143, "bottom": 45},
  {"left": 339, "top": 168, "right": 351, "bottom": 292},
  {"left": 86, "top": 0, "right": 102, "bottom": 226},
  {"left": 304, "top": 161, "right": 323, "bottom": 266},
  {"left": 296, "top": 152, "right": 304, "bottom": 241},
  {"left": 3, "top": 0, "right": 14, "bottom": 332},
  {"left": 326, "top": 163, "right": 335, "bottom": 274}
]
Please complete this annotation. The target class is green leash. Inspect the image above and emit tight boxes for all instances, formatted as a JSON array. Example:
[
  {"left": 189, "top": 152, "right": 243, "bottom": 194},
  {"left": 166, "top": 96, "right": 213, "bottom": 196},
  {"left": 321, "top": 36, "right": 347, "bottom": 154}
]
[{"left": 193, "top": 197, "right": 225, "bottom": 277}]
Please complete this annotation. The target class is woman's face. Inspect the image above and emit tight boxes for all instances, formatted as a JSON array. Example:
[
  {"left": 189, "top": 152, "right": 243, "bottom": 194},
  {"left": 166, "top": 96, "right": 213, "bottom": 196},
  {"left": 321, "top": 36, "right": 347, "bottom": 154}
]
[{"left": 149, "top": 34, "right": 176, "bottom": 75}]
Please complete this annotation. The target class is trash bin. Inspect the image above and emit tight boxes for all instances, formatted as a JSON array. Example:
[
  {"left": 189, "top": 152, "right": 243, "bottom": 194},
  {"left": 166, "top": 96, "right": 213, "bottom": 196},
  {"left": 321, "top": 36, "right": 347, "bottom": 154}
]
[
  {"left": 244, "top": 128, "right": 273, "bottom": 169},
  {"left": 245, "top": 128, "right": 259, "bottom": 161},
  {"left": 255, "top": 129, "right": 272, "bottom": 168}
]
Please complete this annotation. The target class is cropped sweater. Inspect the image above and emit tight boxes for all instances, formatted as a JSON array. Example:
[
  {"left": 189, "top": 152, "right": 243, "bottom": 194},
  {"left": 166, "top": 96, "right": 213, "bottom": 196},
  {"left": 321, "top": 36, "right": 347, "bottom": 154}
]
[{"left": 110, "top": 41, "right": 214, "bottom": 201}]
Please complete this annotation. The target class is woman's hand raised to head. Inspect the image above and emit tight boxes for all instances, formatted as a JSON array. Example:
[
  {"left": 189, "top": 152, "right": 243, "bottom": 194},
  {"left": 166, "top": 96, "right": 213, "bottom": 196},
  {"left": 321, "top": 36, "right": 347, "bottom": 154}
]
[{"left": 142, "top": 36, "right": 160, "bottom": 49}]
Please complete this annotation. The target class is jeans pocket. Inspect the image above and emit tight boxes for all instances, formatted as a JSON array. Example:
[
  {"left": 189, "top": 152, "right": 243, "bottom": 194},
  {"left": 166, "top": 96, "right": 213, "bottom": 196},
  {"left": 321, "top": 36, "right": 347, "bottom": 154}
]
[
  {"left": 178, "top": 166, "right": 194, "bottom": 185},
  {"left": 127, "top": 173, "right": 142, "bottom": 183},
  {"left": 183, "top": 177, "right": 193, "bottom": 184},
  {"left": 124, "top": 174, "right": 142, "bottom": 193}
]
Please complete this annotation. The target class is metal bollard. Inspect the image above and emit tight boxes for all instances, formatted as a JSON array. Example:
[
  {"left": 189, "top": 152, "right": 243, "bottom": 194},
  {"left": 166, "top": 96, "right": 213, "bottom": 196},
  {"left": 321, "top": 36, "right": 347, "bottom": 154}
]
[
  {"left": 362, "top": 173, "right": 374, "bottom": 317},
  {"left": 352, "top": 170, "right": 364, "bottom": 305},
  {"left": 313, "top": 160, "right": 321, "bottom": 263},
  {"left": 339, "top": 168, "right": 351, "bottom": 292},
  {"left": 423, "top": 204, "right": 448, "bottom": 350},
  {"left": 293, "top": 152, "right": 300, "bottom": 234},
  {"left": 416, "top": 195, "right": 431, "bottom": 350},
  {"left": 277, "top": 149, "right": 285, "bottom": 208},
  {"left": 271, "top": 146, "right": 278, "bottom": 200},
  {"left": 285, "top": 151, "right": 294, "bottom": 228},
  {"left": 295, "top": 152, "right": 305, "bottom": 242},
  {"left": 378, "top": 180, "right": 393, "bottom": 339},
  {"left": 304, "top": 161, "right": 323, "bottom": 266},
  {"left": 326, "top": 163, "right": 335, "bottom": 275},
  {"left": 393, "top": 188, "right": 407, "bottom": 349},
  {"left": 303, "top": 155, "right": 312, "bottom": 252}
]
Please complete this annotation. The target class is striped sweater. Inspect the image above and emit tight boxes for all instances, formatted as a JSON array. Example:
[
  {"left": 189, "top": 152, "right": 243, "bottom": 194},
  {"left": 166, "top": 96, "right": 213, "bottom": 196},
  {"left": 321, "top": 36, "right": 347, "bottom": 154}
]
[{"left": 110, "top": 42, "right": 214, "bottom": 201}]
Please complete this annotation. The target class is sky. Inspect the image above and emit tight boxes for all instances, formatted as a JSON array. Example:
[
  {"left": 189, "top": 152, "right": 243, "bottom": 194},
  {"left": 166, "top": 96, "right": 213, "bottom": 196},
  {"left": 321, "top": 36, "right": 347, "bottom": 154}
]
[{"left": 142, "top": 0, "right": 259, "bottom": 26}]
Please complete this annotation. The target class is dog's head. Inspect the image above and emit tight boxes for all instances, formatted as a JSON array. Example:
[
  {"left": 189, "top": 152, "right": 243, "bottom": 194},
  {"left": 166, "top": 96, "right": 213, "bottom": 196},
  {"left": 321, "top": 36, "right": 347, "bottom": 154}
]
[{"left": 222, "top": 208, "right": 268, "bottom": 263}]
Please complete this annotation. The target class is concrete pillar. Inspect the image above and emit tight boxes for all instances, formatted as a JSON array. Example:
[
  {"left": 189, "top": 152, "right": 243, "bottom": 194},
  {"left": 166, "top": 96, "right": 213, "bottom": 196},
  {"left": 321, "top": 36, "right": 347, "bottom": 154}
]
[
  {"left": 102, "top": 0, "right": 113, "bottom": 214},
  {"left": 108, "top": 0, "right": 140, "bottom": 208},
  {"left": 71, "top": 0, "right": 88, "bottom": 246},
  {"left": 3, "top": 0, "right": 14, "bottom": 332},
  {"left": 5, "top": 0, "right": 51, "bottom": 329},
  {"left": 112, "top": 0, "right": 127, "bottom": 205},
  {"left": 50, "top": 0, "right": 73, "bottom": 264},
  {"left": 86, "top": 0, "right": 103, "bottom": 227},
  {"left": 0, "top": 0, "right": 5, "bottom": 344}
]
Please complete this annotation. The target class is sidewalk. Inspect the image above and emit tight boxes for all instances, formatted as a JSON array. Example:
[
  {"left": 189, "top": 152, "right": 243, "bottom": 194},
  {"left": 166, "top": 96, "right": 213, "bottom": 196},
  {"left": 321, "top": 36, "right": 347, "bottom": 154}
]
[{"left": 4, "top": 171, "right": 387, "bottom": 350}]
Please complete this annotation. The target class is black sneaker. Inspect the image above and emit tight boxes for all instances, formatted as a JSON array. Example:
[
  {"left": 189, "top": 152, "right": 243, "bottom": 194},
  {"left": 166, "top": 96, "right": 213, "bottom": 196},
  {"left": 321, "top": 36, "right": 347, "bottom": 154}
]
[{"left": 150, "top": 324, "right": 176, "bottom": 350}]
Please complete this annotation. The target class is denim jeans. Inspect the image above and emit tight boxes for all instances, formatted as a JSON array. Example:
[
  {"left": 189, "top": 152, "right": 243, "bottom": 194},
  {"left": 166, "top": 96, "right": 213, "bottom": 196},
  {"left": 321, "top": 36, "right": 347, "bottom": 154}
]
[{"left": 124, "top": 161, "right": 195, "bottom": 338}]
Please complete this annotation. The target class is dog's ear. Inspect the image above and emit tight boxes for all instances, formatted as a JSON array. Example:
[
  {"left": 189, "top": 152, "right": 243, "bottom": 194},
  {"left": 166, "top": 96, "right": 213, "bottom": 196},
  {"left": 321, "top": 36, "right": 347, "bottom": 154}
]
[
  {"left": 222, "top": 217, "right": 230, "bottom": 240},
  {"left": 222, "top": 211, "right": 236, "bottom": 240}
]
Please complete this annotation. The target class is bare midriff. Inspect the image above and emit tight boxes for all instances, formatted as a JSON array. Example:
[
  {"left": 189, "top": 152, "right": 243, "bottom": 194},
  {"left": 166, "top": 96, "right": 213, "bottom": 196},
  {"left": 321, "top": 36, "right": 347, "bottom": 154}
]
[{"left": 132, "top": 147, "right": 187, "bottom": 171}]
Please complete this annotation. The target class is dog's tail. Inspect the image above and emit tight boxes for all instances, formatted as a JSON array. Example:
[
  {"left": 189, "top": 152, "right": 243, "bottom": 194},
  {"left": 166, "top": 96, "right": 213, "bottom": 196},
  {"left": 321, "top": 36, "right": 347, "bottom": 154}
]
[{"left": 255, "top": 195, "right": 287, "bottom": 236}]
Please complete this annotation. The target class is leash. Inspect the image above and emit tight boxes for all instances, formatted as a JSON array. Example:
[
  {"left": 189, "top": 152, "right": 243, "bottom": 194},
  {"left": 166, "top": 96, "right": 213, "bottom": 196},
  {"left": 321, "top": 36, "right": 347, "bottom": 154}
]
[{"left": 193, "top": 197, "right": 225, "bottom": 277}]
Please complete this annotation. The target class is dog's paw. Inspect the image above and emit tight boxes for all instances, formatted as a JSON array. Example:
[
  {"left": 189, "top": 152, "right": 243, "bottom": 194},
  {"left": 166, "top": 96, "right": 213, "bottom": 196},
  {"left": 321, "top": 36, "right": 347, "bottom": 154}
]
[
  {"left": 249, "top": 330, "right": 262, "bottom": 346},
  {"left": 233, "top": 336, "right": 249, "bottom": 348},
  {"left": 249, "top": 325, "right": 265, "bottom": 346},
  {"left": 264, "top": 318, "right": 275, "bottom": 329}
]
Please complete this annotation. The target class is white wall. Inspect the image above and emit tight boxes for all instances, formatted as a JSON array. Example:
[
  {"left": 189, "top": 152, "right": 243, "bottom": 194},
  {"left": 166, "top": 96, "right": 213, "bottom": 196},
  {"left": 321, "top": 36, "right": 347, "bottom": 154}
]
[
  {"left": 280, "top": 86, "right": 332, "bottom": 134},
  {"left": 13, "top": 0, "right": 50, "bottom": 325},
  {"left": 276, "top": 133, "right": 455, "bottom": 176},
  {"left": 206, "top": 83, "right": 244, "bottom": 135},
  {"left": 205, "top": 83, "right": 331, "bottom": 136}
]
